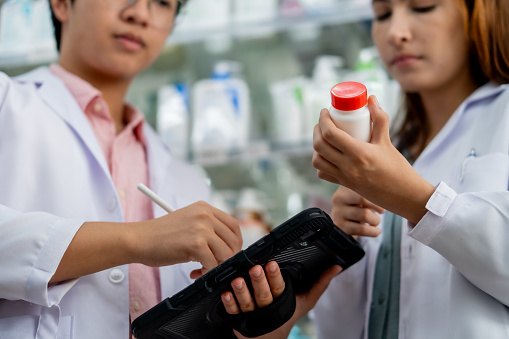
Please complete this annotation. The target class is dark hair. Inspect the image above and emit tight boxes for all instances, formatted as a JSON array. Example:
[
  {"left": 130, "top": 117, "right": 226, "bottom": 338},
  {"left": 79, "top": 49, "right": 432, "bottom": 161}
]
[
  {"left": 49, "top": 0, "right": 182, "bottom": 52},
  {"left": 394, "top": 0, "right": 509, "bottom": 160}
]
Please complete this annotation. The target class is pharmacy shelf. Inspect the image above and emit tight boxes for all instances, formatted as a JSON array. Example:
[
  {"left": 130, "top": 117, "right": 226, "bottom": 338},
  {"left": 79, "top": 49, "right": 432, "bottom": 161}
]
[
  {"left": 191, "top": 141, "right": 314, "bottom": 167},
  {"left": 0, "top": 3, "right": 372, "bottom": 69},
  {"left": 168, "top": 2, "right": 372, "bottom": 45}
]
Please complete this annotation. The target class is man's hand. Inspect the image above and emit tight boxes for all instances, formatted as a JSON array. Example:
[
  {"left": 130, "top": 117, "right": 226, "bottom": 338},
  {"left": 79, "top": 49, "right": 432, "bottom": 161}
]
[{"left": 131, "top": 201, "right": 242, "bottom": 278}]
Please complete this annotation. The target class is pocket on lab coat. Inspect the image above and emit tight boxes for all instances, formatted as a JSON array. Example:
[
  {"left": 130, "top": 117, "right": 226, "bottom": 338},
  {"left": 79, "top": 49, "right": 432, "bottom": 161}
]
[
  {"left": 0, "top": 315, "right": 74, "bottom": 339},
  {"left": 0, "top": 315, "right": 38, "bottom": 338},
  {"left": 460, "top": 153, "right": 509, "bottom": 192}
]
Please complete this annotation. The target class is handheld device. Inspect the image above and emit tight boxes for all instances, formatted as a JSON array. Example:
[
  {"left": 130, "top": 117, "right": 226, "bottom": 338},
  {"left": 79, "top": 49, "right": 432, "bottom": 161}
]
[{"left": 131, "top": 207, "right": 365, "bottom": 339}]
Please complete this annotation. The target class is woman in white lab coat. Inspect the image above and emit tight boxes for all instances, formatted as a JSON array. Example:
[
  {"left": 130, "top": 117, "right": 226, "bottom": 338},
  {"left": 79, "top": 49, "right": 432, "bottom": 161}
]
[{"left": 312, "top": 0, "right": 509, "bottom": 338}]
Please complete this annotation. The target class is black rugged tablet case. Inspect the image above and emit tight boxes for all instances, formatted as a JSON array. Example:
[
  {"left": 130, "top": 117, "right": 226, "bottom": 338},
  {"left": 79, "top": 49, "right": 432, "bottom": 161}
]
[{"left": 131, "top": 207, "right": 365, "bottom": 339}]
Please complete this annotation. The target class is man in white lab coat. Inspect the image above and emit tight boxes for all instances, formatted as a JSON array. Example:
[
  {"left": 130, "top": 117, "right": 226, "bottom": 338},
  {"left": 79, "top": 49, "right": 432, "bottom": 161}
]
[{"left": 0, "top": 0, "right": 244, "bottom": 338}]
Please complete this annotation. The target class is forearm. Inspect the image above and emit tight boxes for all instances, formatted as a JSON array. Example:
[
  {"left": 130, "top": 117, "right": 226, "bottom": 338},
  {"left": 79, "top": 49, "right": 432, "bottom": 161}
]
[{"left": 49, "top": 221, "right": 137, "bottom": 284}]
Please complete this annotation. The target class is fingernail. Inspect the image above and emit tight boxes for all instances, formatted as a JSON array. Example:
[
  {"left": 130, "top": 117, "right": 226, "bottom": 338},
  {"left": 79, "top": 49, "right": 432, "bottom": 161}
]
[
  {"left": 373, "top": 95, "right": 380, "bottom": 108},
  {"left": 252, "top": 267, "right": 262, "bottom": 278},
  {"left": 268, "top": 263, "right": 277, "bottom": 273},
  {"left": 223, "top": 293, "right": 231, "bottom": 302},
  {"left": 234, "top": 281, "right": 243, "bottom": 290},
  {"left": 320, "top": 108, "right": 328, "bottom": 115}
]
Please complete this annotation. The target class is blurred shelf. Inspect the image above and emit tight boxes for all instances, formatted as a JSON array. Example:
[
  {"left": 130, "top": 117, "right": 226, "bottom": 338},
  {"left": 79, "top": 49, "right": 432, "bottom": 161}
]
[
  {"left": 169, "top": 2, "right": 372, "bottom": 44},
  {"left": 191, "top": 141, "right": 314, "bottom": 167},
  {"left": 0, "top": 2, "right": 372, "bottom": 69}
]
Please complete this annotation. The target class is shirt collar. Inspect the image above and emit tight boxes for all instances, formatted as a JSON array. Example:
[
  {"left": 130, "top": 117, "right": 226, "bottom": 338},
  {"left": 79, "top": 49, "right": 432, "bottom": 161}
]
[
  {"left": 49, "top": 63, "right": 101, "bottom": 113},
  {"left": 124, "top": 104, "right": 148, "bottom": 146},
  {"left": 49, "top": 63, "right": 147, "bottom": 146}
]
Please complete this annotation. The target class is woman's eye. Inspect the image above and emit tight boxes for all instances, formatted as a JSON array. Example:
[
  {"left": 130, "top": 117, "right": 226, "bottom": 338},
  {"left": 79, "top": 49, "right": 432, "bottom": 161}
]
[
  {"left": 375, "top": 11, "right": 392, "bottom": 21},
  {"left": 413, "top": 5, "right": 436, "bottom": 13},
  {"left": 156, "top": 0, "right": 171, "bottom": 8}
]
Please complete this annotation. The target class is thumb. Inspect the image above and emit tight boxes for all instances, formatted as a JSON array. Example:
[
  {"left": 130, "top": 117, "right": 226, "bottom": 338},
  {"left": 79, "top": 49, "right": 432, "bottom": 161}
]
[{"left": 368, "top": 95, "right": 391, "bottom": 144}]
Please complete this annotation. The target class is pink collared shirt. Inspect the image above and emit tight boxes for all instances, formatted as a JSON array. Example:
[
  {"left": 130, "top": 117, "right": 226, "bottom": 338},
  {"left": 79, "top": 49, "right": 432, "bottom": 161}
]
[{"left": 50, "top": 64, "right": 161, "bottom": 324}]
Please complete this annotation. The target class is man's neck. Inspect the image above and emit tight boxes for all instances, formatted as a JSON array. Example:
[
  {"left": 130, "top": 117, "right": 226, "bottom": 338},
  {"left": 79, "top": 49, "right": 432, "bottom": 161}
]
[{"left": 57, "top": 61, "right": 132, "bottom": 135}]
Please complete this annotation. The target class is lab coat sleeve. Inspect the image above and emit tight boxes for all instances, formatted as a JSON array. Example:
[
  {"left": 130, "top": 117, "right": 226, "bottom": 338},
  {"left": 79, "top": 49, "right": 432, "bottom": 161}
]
[
  {"left": 0, "top": 204, "right": 84, "bottom": 307},
  {"left": 409, "top": 181, "right": 509, "bottom": 306}
]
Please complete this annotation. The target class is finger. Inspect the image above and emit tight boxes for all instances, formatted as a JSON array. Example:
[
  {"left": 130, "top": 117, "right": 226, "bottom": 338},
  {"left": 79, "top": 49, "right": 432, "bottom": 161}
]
[
  {"left": 248, "top": 265, "right": 273, "bottom": 308},
  {"left": 265, "top": 261, "right": 286, "bottom": 299},
  {"left": 222, "top": 291, "right": 241, "bottom": 315},
  {"left": 333, "top": 187, "right": 364, "bottom": 206},
  {"left": 333, "top": 188, "right": 385, "bottom": 214},
  {"left": 367, "top": 95, "right": 390, "bottom": 144},
  {"left": 189, "top": 268, "right": 203, "bottom": 280},
  {"left": 231, "top": 277, "right": 256, "bottom": 313},
  {"left": 312, "top": 152, "right": 342, "bottom": 182},
  {"left": 361, "top": 200, "right": 386, "bottom": 214},
  {"left": 317, "top": 108, "right": 362, "bottom": 156},
  {"left": 206, "top": 234, "right": 236, "bottom": 265},
  {"left": 317, "top": 170, "right": 341, "bottom": 184},
  {"left": 210, "top": 217, "right": 243, "bottom": 256},
  {"left": 343, "top": 206, "right": 381, "bottom": 226},
  {"left": 210, "top": 206, "right": 243, "bottom": 249},
  {"left": 339, "top": 221, "right": 382, "bottom": 237},
  {"left": 193, "top": 243, "right": 219, "bottom": 273}
]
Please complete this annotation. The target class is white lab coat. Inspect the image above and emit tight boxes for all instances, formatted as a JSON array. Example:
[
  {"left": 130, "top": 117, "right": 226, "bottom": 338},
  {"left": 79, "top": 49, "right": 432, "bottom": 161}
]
[
  {"left": 0, "top": 68, "right": 210, "bottom": 338},
  {"left": 312, "top": 82, "right": 509, "bottom": 339}
]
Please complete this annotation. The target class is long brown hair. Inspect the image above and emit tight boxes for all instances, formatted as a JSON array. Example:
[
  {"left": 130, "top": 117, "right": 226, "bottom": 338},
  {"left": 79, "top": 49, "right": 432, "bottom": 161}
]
[{"left": 394, "top": 0, "right": 509, "bottom": 159}]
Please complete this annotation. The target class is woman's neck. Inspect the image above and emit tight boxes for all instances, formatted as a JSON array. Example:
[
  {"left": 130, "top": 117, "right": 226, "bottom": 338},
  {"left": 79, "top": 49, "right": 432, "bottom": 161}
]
[{"left": 418, "top": 73, "right": 479, "bottom": 147}]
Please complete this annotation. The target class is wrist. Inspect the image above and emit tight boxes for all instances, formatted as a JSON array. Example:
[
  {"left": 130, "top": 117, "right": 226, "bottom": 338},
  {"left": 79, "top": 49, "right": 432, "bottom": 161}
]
[
  {"left": 122, "top": 221, "right": 146, "bottom": 264},
  {"left": 407, "top": 180, "right": 436, "bottom": 225}
]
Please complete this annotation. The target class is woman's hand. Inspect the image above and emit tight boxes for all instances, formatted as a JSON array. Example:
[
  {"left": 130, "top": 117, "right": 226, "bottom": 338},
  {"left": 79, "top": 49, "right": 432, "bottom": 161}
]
[
  {"left": 331, "top": 186, "right": 384, "bottom": 238},
  {"left": 222, "top": 262, "right": 342, "bottom": 339},
  {"left": 312, "top": 95, "right": 435, "bottom": 225}
]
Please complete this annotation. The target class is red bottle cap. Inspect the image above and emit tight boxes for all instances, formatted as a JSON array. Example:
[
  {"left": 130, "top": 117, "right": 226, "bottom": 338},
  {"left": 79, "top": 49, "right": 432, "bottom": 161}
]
[{"left": 330, "top": 82, "right": 368, "bottom": 111}]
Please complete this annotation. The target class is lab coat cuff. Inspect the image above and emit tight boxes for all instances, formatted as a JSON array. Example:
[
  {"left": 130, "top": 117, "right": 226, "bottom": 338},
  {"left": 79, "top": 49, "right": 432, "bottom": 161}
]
[
  {"left": 409, "top": 181, "right": 458, "bottom": 245},
  {"left": 26, "top": 217, "right": 84, "bottom": 307}
]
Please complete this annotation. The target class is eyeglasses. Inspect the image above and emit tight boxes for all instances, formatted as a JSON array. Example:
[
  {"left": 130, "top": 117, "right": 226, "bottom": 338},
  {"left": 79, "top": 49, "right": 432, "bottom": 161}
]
[{"left": 103, "top": 0, "right": 186, "bottom": 30}]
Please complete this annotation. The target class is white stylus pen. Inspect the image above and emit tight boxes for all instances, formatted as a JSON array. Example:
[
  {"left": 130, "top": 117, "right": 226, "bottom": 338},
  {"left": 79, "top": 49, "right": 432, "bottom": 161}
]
[{"left": 137, "top": 183, "right": 176, "bottom": 213}]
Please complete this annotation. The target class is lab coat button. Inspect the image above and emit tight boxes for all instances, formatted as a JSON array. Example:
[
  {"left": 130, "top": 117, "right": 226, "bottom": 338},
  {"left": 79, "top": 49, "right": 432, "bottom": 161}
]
[
  {"left": 109, "top": 268, "right": 125, "bottom": 283},
  {"left": 93, "top": 101, "right": 102, "bottom": 113},
  {"left": 107, "top": 197, "right": 117, "bottom": 211}
]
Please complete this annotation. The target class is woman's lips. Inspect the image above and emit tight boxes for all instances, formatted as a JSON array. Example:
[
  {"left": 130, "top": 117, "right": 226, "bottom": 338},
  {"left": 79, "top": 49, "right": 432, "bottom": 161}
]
[{"left": 391, "top": 54, "right": 422, "bottom": 67}]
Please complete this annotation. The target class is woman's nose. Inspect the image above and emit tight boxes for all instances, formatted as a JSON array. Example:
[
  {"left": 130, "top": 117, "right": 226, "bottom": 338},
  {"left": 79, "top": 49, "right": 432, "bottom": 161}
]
[{"left": 387, "top": 9, "right": 412, "bottom": 46}]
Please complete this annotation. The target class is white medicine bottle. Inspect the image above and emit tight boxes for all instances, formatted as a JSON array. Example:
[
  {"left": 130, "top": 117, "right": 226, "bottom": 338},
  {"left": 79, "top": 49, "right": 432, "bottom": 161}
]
[{"left": 329, "top": 81, "right": 372, "bottom": 142}]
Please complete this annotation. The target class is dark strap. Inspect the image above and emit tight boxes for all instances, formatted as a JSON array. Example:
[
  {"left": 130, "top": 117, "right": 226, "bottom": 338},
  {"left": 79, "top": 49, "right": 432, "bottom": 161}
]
[
  {"left": 368, "top": 212, "right": 402, "bottom": 339},
  {"left": 219, "top": 270, "right": 297, "bottom": 338}
]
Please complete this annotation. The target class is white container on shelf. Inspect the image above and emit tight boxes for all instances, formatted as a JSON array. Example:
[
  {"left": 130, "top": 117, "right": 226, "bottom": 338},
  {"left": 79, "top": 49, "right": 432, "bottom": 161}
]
[
  {"left": 157, "top": 84, "right": 190, "bottom": 160},
  {"left": 232, "top": 0, "right": 278, "bottom": 24},
  {"left": 329, "top": 81, "right": 371, "bottom": 142},
  {"left": 0, "top": 0, "right": 32, "bottom": 57},
  {"left": 269, "top": 76, "right": 306, "bottom": 146},
  {"left": 173, "top": 0, "right": 231, "bottom": 33},
  {"left": 303, "top": 55, "right": 344, "bottom": 143},
  {"left": 191, "top": 61, "right": 251, "bottom": 154}
]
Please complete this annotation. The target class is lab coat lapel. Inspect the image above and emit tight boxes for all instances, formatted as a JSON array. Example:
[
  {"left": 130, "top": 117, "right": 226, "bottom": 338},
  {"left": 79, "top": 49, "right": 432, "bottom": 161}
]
[
  {"left": 16, "top": 67, "right": 112, "bottom": 181},
  {"left": 144, "top": 125, "right": 174, "bottom": 216}
]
